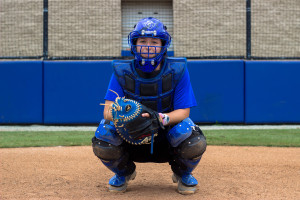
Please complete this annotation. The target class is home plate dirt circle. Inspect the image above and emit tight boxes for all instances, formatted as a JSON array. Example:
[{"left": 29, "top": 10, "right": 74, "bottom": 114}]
[{"left": 1, "top": 146, "right": 299, "bottom": 200}]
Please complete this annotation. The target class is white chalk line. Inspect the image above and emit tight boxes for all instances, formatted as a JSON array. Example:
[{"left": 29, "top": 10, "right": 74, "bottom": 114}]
[{"left": 0, "top": 125, "right": 300, "bottom": 132}]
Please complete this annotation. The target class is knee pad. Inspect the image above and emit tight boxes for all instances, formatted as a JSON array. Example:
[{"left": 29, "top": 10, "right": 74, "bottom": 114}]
[
  {"left": 92, "top": 137, "right": 124, "bottom": 161},
  {"left": 94, "top": 119, "right": 123, "bottom": 146},
  {"left": 177, "top": 126, "right": 207, "bottom": 160},
  {"left": 167, "top": 118, "right": 195, "bottom": 147}
]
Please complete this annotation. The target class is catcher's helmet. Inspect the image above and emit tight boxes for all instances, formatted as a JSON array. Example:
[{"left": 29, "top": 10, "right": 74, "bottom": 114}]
[{"left": 128, "top": 17, "right": 171, "bottom": 72}]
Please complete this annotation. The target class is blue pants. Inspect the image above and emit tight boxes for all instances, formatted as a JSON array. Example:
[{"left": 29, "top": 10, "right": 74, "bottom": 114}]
[{"left": 92, "top": 118, "right": 207, "bottom": 177}]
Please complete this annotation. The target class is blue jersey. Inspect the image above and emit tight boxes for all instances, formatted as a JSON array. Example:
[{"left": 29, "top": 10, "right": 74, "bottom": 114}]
[{"left": 105, "top": 66, "right": 197, "bottom": 111}]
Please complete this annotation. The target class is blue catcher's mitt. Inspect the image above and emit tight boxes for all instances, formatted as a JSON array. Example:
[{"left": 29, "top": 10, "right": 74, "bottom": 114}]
[{"left": 110, "top": 94, "right": 164, "bottom": 145}]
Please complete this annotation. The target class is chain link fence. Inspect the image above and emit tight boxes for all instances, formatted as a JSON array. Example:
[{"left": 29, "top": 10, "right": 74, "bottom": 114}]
[{"left": 0, "top": 0, "right": 299, "bottom": 60}]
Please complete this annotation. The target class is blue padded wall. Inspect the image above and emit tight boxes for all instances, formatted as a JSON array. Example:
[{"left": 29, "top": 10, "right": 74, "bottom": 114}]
[
  {"left": 188, "top": 60, "right": 244, "bottom": 123},
  {"left": 245, "top": 61, "right": 300, "bottom": 123},
  {"left": 2, "top": 60, "right": 299, "bottom": 124},
  {"left": 0, "top": 61, "right": 43, "bottom": 123},
  {"left": 44, "top": 61, "right": 112, "bottom": 124}
]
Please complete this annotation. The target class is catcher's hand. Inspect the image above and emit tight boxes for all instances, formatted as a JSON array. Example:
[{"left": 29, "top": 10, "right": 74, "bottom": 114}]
[{"left": 110, "top": 95, "right": 164, "bottom": 145}]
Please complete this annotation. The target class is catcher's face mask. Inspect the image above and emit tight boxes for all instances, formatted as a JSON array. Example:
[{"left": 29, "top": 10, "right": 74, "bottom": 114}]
[
  {"left": 128, "top": 17, "right": 171, "bottom": 73},
  {"left": 135, "top": 37, "right": 162, "bottom": 59}
]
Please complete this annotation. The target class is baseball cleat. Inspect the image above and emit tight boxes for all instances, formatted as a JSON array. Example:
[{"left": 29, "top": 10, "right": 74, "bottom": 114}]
[
  {"left": 172, "top": 173, "right": 198, "bottom": 195},
  {"left": 108, "top": 171, "right": 136, "bottom": 192}
]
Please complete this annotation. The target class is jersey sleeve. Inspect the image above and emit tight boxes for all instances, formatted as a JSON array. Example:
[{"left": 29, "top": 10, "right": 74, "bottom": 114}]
[
  {"left": 104, "top": 74, "right": 124, "bottom": 101},
  {"left": 173, "top": 67, "right": 197, "bottom": 110}
]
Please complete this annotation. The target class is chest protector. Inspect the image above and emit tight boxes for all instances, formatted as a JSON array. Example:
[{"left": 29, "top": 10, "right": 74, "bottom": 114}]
[{"left": 113, "top": 57, "right": 186, "bottom": 113}]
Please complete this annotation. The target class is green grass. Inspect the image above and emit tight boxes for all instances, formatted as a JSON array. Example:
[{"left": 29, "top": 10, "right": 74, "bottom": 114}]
[
  {"left": 0, "top": 131, "right": 95, "bottom": 148},
  {"left": 204, "top": 129, "right": 300, "bottom": 147},
  {"left": 0, "top": 129, "right": 299, "bottom": 148}
]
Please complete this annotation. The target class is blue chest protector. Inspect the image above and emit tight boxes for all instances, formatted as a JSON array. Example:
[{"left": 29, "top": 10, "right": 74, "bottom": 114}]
[{"left": 113, "top": 57, "right": 186, "bottom": 113}]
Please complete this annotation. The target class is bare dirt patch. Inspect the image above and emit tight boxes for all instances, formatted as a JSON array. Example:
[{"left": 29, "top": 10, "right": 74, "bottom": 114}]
[{"left": 1, "top": 146, "right": 299, "bottom": 200}]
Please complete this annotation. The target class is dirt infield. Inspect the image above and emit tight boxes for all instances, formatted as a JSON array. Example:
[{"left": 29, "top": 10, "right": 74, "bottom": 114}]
[{"left": 1, "top": 146, "right": 299, "bottom": 200}]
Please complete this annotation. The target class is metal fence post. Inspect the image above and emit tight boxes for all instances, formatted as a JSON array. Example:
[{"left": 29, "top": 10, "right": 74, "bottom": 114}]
[
  {"left": 246, "top": 0, "right": 251, "bottom": 59},
  {"left": 43, "top": 0, "right": 48, "bottom": 60}
]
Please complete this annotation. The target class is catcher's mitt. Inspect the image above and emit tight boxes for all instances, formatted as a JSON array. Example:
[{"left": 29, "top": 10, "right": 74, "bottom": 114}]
[{"left": 108, "top": 91, "right": 164, "bottom": 145}]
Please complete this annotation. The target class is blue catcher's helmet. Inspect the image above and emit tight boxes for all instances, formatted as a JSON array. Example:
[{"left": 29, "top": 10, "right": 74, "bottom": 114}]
[{"left": 128, "top": 17, "right": 171, "bottom": 73}]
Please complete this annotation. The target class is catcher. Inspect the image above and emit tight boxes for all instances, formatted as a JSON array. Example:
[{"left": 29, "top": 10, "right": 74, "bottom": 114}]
[{"left": 92, "top": 17, "right": 206, "bottom": 195}]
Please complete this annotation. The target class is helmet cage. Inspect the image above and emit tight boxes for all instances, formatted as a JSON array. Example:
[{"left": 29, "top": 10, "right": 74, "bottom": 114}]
[{"left": 128, "top": 26, "right": 171, "bottom": 73}]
